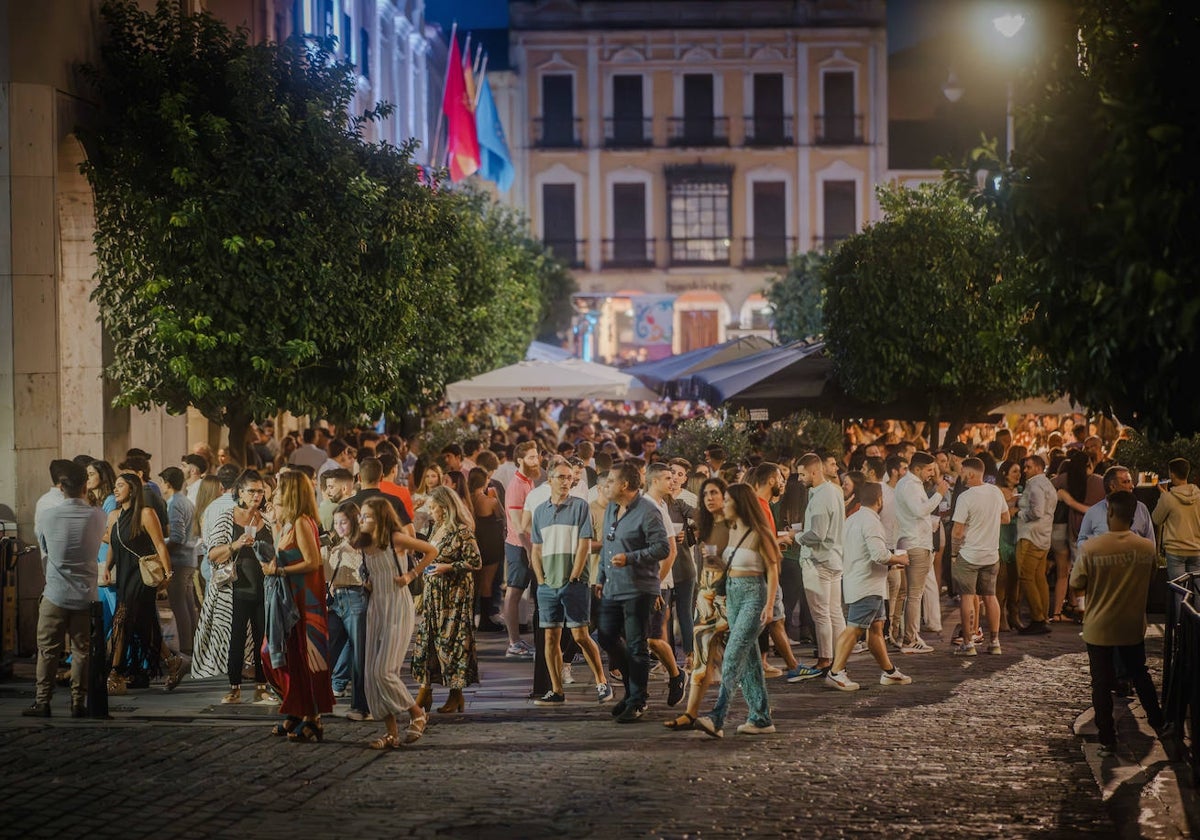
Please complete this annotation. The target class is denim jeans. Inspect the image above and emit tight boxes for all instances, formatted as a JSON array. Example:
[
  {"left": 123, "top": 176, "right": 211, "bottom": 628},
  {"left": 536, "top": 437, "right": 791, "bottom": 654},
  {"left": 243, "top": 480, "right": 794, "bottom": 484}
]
[
  {"left": 1164, "top": 553, "right": 1200, "bottom": 583},
  {"left": 709, "top": 576, "right": 771, "bottom": 729},
  {"left": 670, "top": 577, "right": 696, "bottom": 656},
  {"left": 597, "top": 592, "right": 655, "bottom": 709},
  {"left": 327, "top": 587, "right": 368, "bottom": 714}
]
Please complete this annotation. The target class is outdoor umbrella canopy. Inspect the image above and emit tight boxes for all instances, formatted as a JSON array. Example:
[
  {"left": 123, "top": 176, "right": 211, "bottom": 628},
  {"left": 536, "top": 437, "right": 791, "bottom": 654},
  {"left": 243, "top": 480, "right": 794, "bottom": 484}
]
[
  {"left": 679, "top": 341, "right": 824, "bottom": 404},
  {"left": 445, "top": 359, "right": 658, "bottom": 403},
  {"left": 623, "top": 335, "right": 776, "bottom": 395}
]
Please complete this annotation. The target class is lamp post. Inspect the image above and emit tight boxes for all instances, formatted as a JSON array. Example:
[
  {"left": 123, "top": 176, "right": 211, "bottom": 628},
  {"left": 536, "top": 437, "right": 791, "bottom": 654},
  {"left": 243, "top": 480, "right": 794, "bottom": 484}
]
[{"left": 992, "top": 12, "right": 1026, "bottom": 162}]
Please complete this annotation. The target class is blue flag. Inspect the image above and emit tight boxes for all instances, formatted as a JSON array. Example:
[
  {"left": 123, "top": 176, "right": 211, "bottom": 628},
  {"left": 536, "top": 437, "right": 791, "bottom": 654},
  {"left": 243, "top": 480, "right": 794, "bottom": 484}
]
[{"left": 474, "top": 75, "right": 514, "bottom": 192}]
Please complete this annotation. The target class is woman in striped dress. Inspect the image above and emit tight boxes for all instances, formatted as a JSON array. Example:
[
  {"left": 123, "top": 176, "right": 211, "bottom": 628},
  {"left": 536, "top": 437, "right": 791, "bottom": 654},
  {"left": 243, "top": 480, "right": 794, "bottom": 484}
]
[
  {"left": 357, "top": 498, "right": 439, "bottom": 749},
  {"left": 189, "top": 476, "right": 251, "bottom": 680}
]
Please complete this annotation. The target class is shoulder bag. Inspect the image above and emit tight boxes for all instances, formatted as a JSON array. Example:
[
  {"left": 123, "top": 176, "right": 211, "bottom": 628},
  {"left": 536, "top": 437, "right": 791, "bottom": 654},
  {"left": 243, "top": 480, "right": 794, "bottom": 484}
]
[
  {"left": 390, "top": 544, "right": 423, "bottom": 599},
  {"left": 115, "top": 520, "right": 166, "bottom": 588},
  {"left": 711, "top": 528, "right": 753, "bottom": 598}
]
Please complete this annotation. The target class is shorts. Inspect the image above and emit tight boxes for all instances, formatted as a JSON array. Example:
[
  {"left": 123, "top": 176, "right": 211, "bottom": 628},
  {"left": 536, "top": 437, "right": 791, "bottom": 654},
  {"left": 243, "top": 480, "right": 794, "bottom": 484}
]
[
  {"left": 536, "top": 581, "right": 591, "bottom": 628},
  {"left": 846, "top": 595, "right": 886, "bottom": 629},
  {"left": 504, "top": 543, "right": 531, "bottom": 590},
  {"left": 1051, "top": 523, "right": 1069, "bottom": 553},
  {"left": 952, "top": 557, "right": 999, "bottom": 596},
  {"left": 648, "top": 588, "right": 670, "bottom": 637}
]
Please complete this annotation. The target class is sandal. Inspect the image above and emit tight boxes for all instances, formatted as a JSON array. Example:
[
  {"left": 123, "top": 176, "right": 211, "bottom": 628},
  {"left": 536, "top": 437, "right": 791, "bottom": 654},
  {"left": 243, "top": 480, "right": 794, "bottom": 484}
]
[
  {"left": 287, "top": 720, "right": 324, "bottom": 743},
  {"left": 664, "top": 713, "right": 697, "bottom": 731},
  {"left": 1049, "top": 614, "right": 1069, "bottom": 623},
  {"left": 271, "top": 716, "right": 302, "bottom": 737},
  {"left": 404, "top": 712, "right": 428, "bottom": 745},
  {"left": 368, "top": 733, "right": 399, "bottom": 750}
]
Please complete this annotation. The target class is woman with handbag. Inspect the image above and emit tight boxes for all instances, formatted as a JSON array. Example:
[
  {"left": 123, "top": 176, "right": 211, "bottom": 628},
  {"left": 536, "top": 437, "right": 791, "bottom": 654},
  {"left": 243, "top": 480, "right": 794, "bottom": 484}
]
[
  {"left": 323, "top": 500, "right": 370, "bottom": 721},
  {"left": 207, "top": 470, "right": 274, "bottom": 705},
  {"left": 357, "top": 498, "right": 438, "bottom": 749},
  {"left": 189, "top": 475, "right": 248, "bottom": 679},
  {"left": 261, "top": 471, "right": 335, "bottom": 742},
  {"left": 411, "top": 462, "right": 443, "bottom": 537},
  {"left": 695, "top": 483, "right": 781, "bottom": 739},
  {"left": 665, "top": 477, "right": 730, "bottom": 731},
  {"left": 102, "top": 472, "right": 185, "bottom": 694},
  {"left": 410, "top": 486, "right": 483, "bottom": 715},
  {"left": 86, "top": 459, "right": 118, "bottom": 639}
]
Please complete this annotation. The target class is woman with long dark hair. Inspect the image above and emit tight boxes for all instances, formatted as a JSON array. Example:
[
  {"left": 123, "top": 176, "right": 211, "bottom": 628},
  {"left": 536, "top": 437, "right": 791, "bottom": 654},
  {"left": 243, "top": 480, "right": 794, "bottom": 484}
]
[
  {"left": 468, "top": 467, "right": 505, "bottom": 633},
  {"left": 324, "top": 500, "right": 369, "bottom": 721},
  {"left": 996, "top": 459, "right": 1022, "bottom": 630},
  {"left": 86, "top": 459, "right": 118, "bottom": 637},
  {"left": 695, "top": 483, "right": 782, "bottom": 739},
  {"left": 103, "top": 472, "right": 184, "bottom": 694},
  {"left": 1050, "top": 449, "right": 1104, "bottom": 621}
]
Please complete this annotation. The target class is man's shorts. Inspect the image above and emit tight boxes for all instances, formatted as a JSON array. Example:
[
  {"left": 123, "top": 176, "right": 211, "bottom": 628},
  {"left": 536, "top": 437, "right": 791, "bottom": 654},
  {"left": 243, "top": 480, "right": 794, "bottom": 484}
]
[
  {"left": 536, "top": 581, "right": 591, "bottom": 629},
  {"left": 952, "top": 557, "right": 999, "bottom": 596},
  {"left": 504, "top": 544, "right": 531, "bottom": 590},
  {"left": 846, "top": 595, "right": 886, "bottom": 629},
  {"left": 648, "top": 587, "right": 671, "bottom": 637}
]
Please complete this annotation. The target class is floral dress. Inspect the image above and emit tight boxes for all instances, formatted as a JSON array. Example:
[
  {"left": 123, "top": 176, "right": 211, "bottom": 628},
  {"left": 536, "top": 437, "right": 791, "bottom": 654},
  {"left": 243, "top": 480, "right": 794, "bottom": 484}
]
[{"left": 410, "top": 525, "right": 482, "bottom": 689}]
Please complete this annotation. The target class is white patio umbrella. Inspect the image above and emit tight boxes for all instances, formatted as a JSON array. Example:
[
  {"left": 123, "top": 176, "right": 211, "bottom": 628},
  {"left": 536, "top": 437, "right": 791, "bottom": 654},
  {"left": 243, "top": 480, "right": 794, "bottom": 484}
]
[{"left": 445, "top": 359, "right": 658, "bottom": 403}]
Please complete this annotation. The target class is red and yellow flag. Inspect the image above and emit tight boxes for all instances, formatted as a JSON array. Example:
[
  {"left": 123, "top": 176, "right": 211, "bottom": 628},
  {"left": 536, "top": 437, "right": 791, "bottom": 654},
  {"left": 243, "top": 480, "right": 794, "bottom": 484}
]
[{"left": 442, "top": 35, "right": 480, "bottom": 182}]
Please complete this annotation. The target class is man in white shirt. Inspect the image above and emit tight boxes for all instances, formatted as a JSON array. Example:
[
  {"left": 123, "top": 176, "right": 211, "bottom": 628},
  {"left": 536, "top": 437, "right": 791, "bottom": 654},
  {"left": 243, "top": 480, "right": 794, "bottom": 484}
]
[
  {"left": 951, "top": 458, "right": 1011, "bottom": 656},
  {"left": 825, "top": 483, "right": 912, "bottom": 691},
  {"left": 182, "top": 454, "right": 208, "bottom": 504},
  {"left": 289, "top": 428, "right": 329, "bottom": 473},
  {"left": 789, "top": 452, "right": 845, "bottom": 678},
  {"left": 34, "top": 460, "right": 71, "bottom": 557},
  {"left": 643, "top": 463, "right": 686, "bottom": 707},
  {"left": 882, "top": 454, "right": 908, "bottom": 648},
  {"left": 893, "top": 452, "right": 949, "bottom": 654},
  {"left": 1016, "top": 454, "right": 1057, "bottom": 635}
]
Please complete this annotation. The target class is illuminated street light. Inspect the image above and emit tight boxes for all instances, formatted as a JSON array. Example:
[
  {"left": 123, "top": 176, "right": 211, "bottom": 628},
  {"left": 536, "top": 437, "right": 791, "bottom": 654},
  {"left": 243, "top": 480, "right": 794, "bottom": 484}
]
[
  {"left": 992, "top": 12, "right": 1027, "bottom": 161},
  {"left": 992, "top": 13, "right": 1026, "bottom": 39},
  {"left": 941, "top": 70, "right": 964, "bottom": 103}
]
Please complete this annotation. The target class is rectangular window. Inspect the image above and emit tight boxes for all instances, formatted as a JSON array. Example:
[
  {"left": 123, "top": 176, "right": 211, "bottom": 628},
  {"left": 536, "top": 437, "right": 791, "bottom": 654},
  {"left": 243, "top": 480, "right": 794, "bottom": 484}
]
[
  {"left": 611, "top": 183, "right": 648, "bottom": 265},
  {"left": 610, "top": 75, "right": 646, "bottom": 146},
  {"left": 668, "top": 167, "right": 732, "bottom": 265},
  {"left": 682, "top": 74, "right": 715, "bottom": 144},
  {"left": 823, "top": 180, "right": 857, "bottom": 245},
  {"left": 541, "top": 75, "right": 575, "bottom": 147},
  {"left": 359, "top": 27, "right": 370, "bottom": 78},
  {"left": 820, "top": 72, "right": 857, "bottom": 143},
  {"left": 751, "top": 73, "right": 786, "bottom": 145},
  {"left": 751, "top": 181, "right": 788, "bottom": 264},
  {"left": 543, "top": 184, "right": 579, "bottom": 266}
]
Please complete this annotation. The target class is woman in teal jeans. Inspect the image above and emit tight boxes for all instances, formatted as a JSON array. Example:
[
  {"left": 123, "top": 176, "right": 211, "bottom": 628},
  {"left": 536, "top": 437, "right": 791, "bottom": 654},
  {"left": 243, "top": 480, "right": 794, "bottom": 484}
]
[{"left": 695, "top": 483, "right": 782, "bottom": 739}]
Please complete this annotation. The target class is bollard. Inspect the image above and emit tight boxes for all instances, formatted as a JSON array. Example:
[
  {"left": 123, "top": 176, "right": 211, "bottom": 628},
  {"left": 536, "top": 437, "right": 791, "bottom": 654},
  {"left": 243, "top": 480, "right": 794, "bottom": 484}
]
[{"left": 88, "top": 600, "right": 110, "bottom": 719}]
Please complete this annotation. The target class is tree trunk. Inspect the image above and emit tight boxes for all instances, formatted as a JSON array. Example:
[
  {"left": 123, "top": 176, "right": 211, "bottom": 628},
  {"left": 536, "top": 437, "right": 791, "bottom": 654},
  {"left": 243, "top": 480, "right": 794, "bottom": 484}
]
[
  {"left": 226, "top": 406, "right": 252, "bottom": 469},
  {"left": 928, "top": 414, "right": 940, "bottom": 450},
  {"left": 943, "top": 419, "right": 966, "bottom": 451}
]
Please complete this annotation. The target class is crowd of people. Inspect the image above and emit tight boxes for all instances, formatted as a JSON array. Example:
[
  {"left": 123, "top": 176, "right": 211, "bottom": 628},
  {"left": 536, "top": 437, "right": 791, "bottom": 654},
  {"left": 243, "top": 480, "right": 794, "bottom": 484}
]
[{"left": 25, "top": 404, "right": 1195, "bottom": 753}]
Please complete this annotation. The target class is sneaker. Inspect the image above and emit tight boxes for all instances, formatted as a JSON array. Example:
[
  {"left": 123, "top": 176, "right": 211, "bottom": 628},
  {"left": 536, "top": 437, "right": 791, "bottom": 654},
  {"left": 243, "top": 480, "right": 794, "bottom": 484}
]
[
  {"left": 901, "top": 639, "right": 935, "bottom": 654},
  {"left": 667, "top": 672, "right": 686, "bottom": 707},
  {"left": 851, "top": 641, "right": 868, "bottom": 655},
  {"left": 694, "top": 715, "right": 724, "bottom": 739},
  {"left": 21, "top": 702, "right": 50, "bottom": 718},
  {"left": 561, "top": 664, "right": 576, "bottom": 685},
  {"left": 610, "top": 697, "right": 630, "bottom": 718},
  {"left": 880, "top": 669, "right": 913, "bottom": 686},
  {"left": 615, "top": 703, "right": 645, "bottom": 723},
  {"left": 505, "top": 642, "right": 534, "bottom": 659},
  {"left": 1018, "top": 621, "right": 1051, "bottom": 636},
  {"left": 571, "top": 653, "right": 587, "bottom": 666},
  {"left": 1097, "top": 741, "right": 1117, "bottom": 757},
  {"left": 954, "top": 643, "right": 977, "bottom": 657},
  {"left": 951, "top": 624, "right": 964, "bottom": 645},
  {"left": 333, "top": 686, "right": 351, "bottom": 699},
  {"left": 988, "top": 639, "right": 1002, "bottom": 655},
  {"left": 972, "top": 628, "right": 985, "bottom": 645},
  {"left": 886, "top": 637, "right": 904, "bottom": 653},
  {"left": 825, "top": 671, "right": 860, "bottom": 692},
  {"left": 763, "top": 664, "right": 784, "bottom": 678},
  {"left": 595, "top": 683, "right": 615, "bottom": 704},
  {"left": 533, "top": 691, "right": 566, "bottom": 707},
  {"left": 735, "top": 721, "right": 777, "bottom": 735},
  {"left": 345, "top": 709, "right": 370, "bottom": 721},
  {"left": 785, "top": 664, "right": 826, "bottom": 683}
]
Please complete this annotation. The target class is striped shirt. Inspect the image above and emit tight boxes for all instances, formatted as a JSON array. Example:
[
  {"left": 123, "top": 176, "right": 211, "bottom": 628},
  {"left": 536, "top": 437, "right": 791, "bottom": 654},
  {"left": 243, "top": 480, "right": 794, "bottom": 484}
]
[{"left": 531, "top": 495, "right": 594, "bottom": 588}]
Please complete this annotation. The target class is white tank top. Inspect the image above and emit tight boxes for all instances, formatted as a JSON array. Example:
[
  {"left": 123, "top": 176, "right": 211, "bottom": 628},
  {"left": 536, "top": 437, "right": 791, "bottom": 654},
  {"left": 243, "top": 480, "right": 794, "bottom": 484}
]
[{"left": 724, "top": 525, "right": 764, "bottom": 573}]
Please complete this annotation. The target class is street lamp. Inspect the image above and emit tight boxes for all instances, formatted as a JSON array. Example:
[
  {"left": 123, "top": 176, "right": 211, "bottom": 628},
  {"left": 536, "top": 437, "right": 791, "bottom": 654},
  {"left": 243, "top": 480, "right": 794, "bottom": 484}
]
[{"left": 992, "top": 12, "right": 1027, "bottom": 162}]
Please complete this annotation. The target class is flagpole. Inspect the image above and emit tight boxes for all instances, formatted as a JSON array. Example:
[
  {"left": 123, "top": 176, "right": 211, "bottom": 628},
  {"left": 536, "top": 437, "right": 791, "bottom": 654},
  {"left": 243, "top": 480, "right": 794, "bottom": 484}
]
[
  {"left": 428, "top": 21, "right": 457, "bottom": 172},
  {"left": 474, "top": 50, "right": 488, "bottom": 108}
]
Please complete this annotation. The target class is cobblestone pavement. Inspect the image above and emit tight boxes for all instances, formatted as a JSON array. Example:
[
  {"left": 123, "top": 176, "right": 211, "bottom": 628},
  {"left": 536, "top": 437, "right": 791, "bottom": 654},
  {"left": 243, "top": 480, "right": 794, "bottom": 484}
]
[{"left": 0, "top": 609, "right": 1194, "bottom": 839}]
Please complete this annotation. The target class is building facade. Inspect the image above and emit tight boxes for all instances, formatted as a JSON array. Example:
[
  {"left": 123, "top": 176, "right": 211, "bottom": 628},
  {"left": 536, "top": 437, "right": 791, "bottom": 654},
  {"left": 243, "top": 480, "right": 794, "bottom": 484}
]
[{"left": 506, "top": 0, "right": 888, "bottom": 362}]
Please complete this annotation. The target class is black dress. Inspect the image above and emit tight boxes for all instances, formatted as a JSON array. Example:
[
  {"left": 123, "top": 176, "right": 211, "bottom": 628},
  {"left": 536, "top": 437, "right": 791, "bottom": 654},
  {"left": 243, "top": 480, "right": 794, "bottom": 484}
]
[{"left": 110, "top": 508, "right": 163, "bottom": 682}]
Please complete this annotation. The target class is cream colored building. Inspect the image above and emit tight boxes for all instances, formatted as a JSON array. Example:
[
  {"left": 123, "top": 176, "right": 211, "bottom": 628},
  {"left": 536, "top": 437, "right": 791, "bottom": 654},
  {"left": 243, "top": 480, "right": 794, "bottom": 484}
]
[
  {"left": 505, "top": 0, "right": 888, "bottom": 361},
  {"left": 0, "top": 0, "right": 434, "bottom": 549}
]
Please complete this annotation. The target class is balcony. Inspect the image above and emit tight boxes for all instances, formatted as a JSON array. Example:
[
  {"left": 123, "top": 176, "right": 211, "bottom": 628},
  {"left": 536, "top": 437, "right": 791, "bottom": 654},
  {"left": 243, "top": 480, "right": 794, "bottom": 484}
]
[
  {"left": 602, "top": 238, "right": 656, "bottom": 268},
  {"left": 669, "top": 237, "right": 731, "bottom": 267},
  {"left": 812, "top": 235, "right": 851, "bottom": 253},
  {"left": 814, "top": 114, "right": 864, "bottom": 145},
  {"left": 545, "top": 238, "right": 587, "bottom": 268},
  {"left": 742, "top": 236, "right": 795, "bottom": 266},
  {"left": 604, "top": 117, "right": 653, "bottom": 149},
  {"left": 743, "top": 115, "right": 794, "bottom": 147},
  {"left": 667, "top": 116, "right": 730, "bottom": 148},
  {"left": 533, "top": 116, "right": 583, "bottom": 149}
]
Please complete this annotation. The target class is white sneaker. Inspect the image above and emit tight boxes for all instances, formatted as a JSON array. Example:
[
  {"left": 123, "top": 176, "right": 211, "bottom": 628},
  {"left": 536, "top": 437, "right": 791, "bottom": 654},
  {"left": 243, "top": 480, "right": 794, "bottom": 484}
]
[
  {"left": 561, "top": 664, "right": 576, "bottom": 685},
  {"left": 735, "top": 721, "right": 777, "bottom": 735},
  {"left": 824, "top": 671, "right": 860, "bottom": 692},
  {"left": 988, "top": 639, "right": 1002, "bottom": 655},
  {"left": 851, "top": 641, "right": 868, "bottom": 655},
  {"left": 901, "top": 638, "right": 935, "bottom": 654},
  {"left": 954, "top": 642, "right": 978, "bottom": 657},
  {"left": 880, "top": 669, "right": 913, "bottom": 686}
]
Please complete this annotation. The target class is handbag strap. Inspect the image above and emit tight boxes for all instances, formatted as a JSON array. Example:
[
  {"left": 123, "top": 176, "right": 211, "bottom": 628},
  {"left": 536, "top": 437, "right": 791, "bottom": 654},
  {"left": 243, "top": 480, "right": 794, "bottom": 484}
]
[
  {"left": 721, "top": 527, "right": 754, "bottom": 579},
  {"left": 388, "top": 543, "right": 404, "bottom": 576}
]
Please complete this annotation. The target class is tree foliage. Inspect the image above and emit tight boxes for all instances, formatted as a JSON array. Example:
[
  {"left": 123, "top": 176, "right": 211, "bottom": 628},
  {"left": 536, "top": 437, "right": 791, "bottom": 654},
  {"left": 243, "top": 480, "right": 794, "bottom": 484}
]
[
  {"left": 756, "top": 412, "right": 843, "bottom": 462},
  {"left": 964, "top": 1, "right": 1200, "bottom": 440},
  {"left": 79, "top": 1, "right": 558, "bottom": 457},
  {"left": 659, "top": 412, "right": 751, "bottom": 470},
  {"left": 823, "top": 182, "right": 1033, "bottom": 428},
  {"left": 766, "top": 251, "right": 828, "bottom": 342}
]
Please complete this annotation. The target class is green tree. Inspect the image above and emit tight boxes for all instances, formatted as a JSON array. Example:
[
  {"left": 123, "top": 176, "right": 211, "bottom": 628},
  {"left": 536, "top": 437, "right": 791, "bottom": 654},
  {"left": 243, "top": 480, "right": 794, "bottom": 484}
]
[
  {"left": 823, "top": 182, "right": 1032, "bottom": 444},
  {"left": 990, "top": 0, "right": 1200, "bottom": 440},
  {"left": 766, "top": 251, "right": 828, "bottom": 342}
]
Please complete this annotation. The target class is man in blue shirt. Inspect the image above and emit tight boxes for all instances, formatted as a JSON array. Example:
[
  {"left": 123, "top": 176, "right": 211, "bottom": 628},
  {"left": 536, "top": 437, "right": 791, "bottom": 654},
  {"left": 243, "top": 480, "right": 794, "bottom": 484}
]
[
  {"left": 595, "top": 463, "right": 670, "bottom": 723},
  {"left": 24, "top": 460, "right": 105, "bottom": 718},
  {"left": 1076, "top": 466, "right": 1155, "bottom": 551}
]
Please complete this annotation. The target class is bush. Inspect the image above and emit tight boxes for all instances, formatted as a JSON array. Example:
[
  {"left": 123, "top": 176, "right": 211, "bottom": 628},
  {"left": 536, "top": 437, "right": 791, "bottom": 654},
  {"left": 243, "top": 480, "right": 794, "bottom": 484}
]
[
  {"left": 415, "top": 416, "right": 473, "bottom": 460},
  {"left": 659, "top": 413, "right": 751, "bottom": 469},
  {"left": 758, "top": 412, "right": 844, "bottom": 463},
  {"left": 1113, "top": 431, "right": 1200, "bottom": 479}
]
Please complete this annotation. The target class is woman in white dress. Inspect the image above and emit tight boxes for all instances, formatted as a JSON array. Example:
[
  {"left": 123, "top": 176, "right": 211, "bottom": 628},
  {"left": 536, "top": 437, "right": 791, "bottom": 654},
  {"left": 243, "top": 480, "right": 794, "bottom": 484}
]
[{"left": 358, "top": 497, "right": 439, "bottom": 749}]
